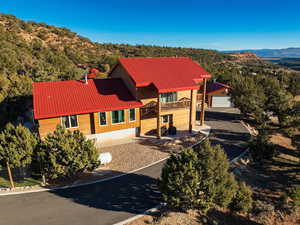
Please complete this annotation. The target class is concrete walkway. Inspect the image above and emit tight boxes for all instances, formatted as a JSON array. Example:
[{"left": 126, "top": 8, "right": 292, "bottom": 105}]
[{"left": 0, "top": 108, "right": 250, "bottom": 225}]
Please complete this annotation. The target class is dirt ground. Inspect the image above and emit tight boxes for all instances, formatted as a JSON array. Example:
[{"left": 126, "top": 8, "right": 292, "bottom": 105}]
[{"left": 126, "top": 132, "right": 300, "bottom": 225}]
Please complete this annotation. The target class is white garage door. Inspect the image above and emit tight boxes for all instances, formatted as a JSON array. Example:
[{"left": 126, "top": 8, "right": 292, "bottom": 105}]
[{"left": 212, "top": 96, "right": 232, "bottom": 107}]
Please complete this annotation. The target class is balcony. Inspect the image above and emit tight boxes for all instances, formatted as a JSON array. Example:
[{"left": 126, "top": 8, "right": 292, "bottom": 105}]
[
  {"left": 161, "top": 98, "right": 190, "bottom": 111},
  {"left": 140, "top": 98, "right": 191, "bottom": 120},
  {"left": 140, "top": 101, "right": 157, "bottom": 119}
]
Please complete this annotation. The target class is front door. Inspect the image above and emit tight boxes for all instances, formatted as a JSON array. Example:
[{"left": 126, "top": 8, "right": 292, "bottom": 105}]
[{"left": 196, "top": 111, "right": 201, "bottom": 121}]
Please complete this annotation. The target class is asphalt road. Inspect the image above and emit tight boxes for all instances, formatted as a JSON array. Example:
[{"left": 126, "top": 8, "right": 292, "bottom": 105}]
[
  {"left": 0, "top": 108, "right": 250, "bottom": 225},
  {"left": 0, "top": 161, "right": 164, "bottom": 225},
  {"left": 205, "top": 108, "right": 251, "bottom": 159}
]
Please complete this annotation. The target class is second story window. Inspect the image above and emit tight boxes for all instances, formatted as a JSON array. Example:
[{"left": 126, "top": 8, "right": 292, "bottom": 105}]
[
  {"left": 62, "top": 115, "right": 78, "bottom": 128},
  {"left": 160, "top": 92, "right": 177, "bottom": 103},
  {"left": 99, "top": 112, "right": 107, "bottom": 125},
  {"left": 111, "top": 110, "right": 125, "bottom": 124},
  {"left": 129, "top": 108, "right": 136, "bottom": 121}
]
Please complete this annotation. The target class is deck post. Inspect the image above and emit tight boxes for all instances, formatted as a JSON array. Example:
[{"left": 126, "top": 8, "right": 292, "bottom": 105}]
[
  {"left": 207, "top": 95, "right": 212, "bottom": 108},
  {"left": 200, "top": 78, "right": 207, "bottom": 126},
  {"left": 157, "top": 92, "right": 161, "bottom": 138},
  {"left": 189, "top": 89, "right": 194, "bottom": 133}
]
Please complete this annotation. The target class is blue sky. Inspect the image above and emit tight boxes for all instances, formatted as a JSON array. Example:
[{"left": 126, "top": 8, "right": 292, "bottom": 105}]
[{"left": 1, "top": 0, "right": 300, "bottom": 50}]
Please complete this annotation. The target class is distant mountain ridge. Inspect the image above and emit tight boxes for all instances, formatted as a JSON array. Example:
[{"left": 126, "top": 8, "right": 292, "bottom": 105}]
[{"left": 223, "top": 47, "right": 300, "bottom": 58}]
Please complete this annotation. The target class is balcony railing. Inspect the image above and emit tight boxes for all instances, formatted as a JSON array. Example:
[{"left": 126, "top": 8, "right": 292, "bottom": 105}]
[
  {"left": 140, "top": 98, "right": 191, "bottom": 119},
  {"left": 161, "top": 99, "right": 190, "bottom": 111},
  {"left": 140, "top": 101, "right": 157, "bottom": 120}
]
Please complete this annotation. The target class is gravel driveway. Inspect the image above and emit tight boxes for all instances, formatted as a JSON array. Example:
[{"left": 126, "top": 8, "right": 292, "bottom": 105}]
[{"left": 98, "top": 142, "right": 169, "bottom": 173}]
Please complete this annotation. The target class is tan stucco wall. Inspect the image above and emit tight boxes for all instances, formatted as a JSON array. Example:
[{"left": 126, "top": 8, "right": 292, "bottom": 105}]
[
  {"left": 178, "top": 90, "right": 191, "bottom": 99},
  {"left": 38, "top": 108, "right": 140, "bottom": 138},
  {"left": 38, "top": 113, "right": 92, "bottom": 138},
  {"left": 93, "top": 108, "right": 140, "bottom": 133}
]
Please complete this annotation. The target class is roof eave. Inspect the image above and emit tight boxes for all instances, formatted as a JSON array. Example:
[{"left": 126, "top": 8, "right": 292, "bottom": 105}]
[{"left": 158, "top": 85, "right": 199, "bottom": 93}]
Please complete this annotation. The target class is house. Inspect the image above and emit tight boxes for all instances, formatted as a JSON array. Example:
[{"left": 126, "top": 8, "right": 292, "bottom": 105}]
[
  {"left": 33, "top": 57, "right": 211, "bottom": 143},
  {"left": 205, "top": 82, "right": 232, "bottom": 107}
]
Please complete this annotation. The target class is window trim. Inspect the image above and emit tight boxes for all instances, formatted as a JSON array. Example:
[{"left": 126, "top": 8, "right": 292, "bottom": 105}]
[
  {"left": 111, "top": 110, "right": 125, "bottom": 125},
  {"left": 61, "top": 115, "right": 79, "bottom": 129},
  {"left": 98, "top": 112, "right": 107, "bottom": 126},
  {"left": 129, "top": 108, "right": 136, "bottom": 122}
]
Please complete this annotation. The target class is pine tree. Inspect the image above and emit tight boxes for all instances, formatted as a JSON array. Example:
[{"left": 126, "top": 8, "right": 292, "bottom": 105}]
[
  {"left": 230, "top": 182, "right": 253, "bottom": 212},
  {"left": 261, "top": 77, "right": 294, "bottom": 126},
  {"left": 38, "top": 125, "right": 100, "bottom": 180},
  {"left": 0, "top": 123, "right": 37, "bottom": 188},
  {"left": 249, "top": 128, "right": 276, "bottom": 161},
  {"left": 160, "top": 140, "right": 239, "bottom": 212},
  {"left": 230, "top": 75, "right": 267, "bottom": 124}
]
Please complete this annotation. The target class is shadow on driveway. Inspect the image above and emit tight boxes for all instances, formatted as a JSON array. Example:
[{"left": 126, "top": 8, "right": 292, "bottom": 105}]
[
  {"left": 205, "top": 109, "right": 251, "bottom": 160},
  {"left": 52, "top": 172, "right": 162, "bottom": 215},
  {"left": 0, "top": 161, "right": 165, "bottom": 225}
]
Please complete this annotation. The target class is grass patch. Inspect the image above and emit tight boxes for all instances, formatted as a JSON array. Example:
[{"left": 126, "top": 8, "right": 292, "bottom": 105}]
[{"left": 0, "top": 173, "right": 42, "bottom": 188}]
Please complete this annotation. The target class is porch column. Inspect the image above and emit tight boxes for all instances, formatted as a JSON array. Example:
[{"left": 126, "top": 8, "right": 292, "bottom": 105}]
[
  {"left": 157, "top": 92, "right": 161, "bottom": 138},
  {"left": 200, "top": 78, "right": 207, "bottom": 126},
  {"left": 208, "top": 95, "right": 212, "bottom": 108},
  {"left": 189, "top": 89, "right": 194, "bottom": 133}
]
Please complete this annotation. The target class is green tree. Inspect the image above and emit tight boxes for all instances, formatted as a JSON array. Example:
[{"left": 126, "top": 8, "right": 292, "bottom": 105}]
[
  {"left": 230, "top": 182, "right": 253, "bottom": 212},
  {"left": 249, "top": 129, "right": 276, "bottom": 161},
  {"left": 230, "top": 75, "right": 267, "bottom": 124},
  {"left": 38, "top": 125, "right": 100, "bottom": 181},
  {"left": 286, "top": 73, "right": 300, "bottom": 96},
  {"left": 286, "top": 102, "right": 300, "bottom": 143},
  {"left": 160, "top": 140, "right": 239, "bottom": 212},
  {"left": 0, "top": 123, "right": 37, "bottom": 188},
  {"left": 260, "top": 77, "right": 294, "bottom": 126},
  {"left": 292, "top": 135, "right": 300, "bottom": 152},
  {"left": 289, "top": 185, "right": 300, "bottom": 207}
]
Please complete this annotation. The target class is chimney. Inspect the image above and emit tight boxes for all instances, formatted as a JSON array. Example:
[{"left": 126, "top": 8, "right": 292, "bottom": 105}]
[
  {"left": 84, "top": 72, "right": 88, "bottom": 84},
  {"left": 87, "top": 68, "right": 99, "bottom": 79}
]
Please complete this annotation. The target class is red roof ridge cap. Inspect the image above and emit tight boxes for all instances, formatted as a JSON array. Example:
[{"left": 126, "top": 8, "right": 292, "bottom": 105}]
[{"left": 119, "top": 56, "right": 191, "bottom": 59}]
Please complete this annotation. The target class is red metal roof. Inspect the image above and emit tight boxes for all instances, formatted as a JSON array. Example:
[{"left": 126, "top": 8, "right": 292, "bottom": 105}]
[
  {"left": 33, "top": 78, "right": 143, "bottom": 119},
  {"left": 207, "top": 82, "right": 231, "bottom": 94},
  {"left": 118, "top": 57, "right": 211, "bottom": 93}
]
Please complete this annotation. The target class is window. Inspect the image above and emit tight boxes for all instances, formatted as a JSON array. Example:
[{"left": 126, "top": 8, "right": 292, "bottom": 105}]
[
  {"left": 62, "top": 115, "right": 78, "bottom": 128},
  {"left": 160, "top": 92, "right": 177, "bottom": 103},
  {"left": 129, "top": 108, "right": 136, "bottom": 121},
  {"left": 111, "top": 110, "right": 125, "bottom": 124},
  {"left": 99, "top": 112, "right": 107, "bottom": 125}
]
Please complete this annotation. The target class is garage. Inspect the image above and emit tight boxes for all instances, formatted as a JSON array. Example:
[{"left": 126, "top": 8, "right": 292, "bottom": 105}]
[
  {"left": 205, "top": 82, "right": 232, "bottom": 108},
  {"left": 211, "top": 96, "right": 232, "bottom": 107}
]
